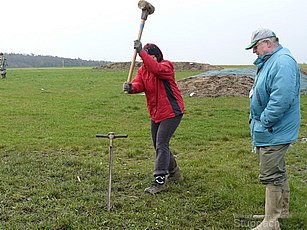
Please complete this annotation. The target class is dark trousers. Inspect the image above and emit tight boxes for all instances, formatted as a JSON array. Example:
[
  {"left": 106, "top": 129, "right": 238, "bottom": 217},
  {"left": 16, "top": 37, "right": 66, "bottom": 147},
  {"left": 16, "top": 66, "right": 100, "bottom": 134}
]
[{"left": 151, "top": 114, "right": 183, "bottom": 176}]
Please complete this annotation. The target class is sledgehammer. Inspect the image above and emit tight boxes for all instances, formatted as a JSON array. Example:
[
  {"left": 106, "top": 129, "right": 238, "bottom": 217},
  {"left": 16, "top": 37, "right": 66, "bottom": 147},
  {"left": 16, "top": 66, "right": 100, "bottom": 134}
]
[
  {"left": 126, "top": 0, "right": 155, "bottom": 83},
  {"left": 96, "top": 132, "right": 128, "bottom": 211}
]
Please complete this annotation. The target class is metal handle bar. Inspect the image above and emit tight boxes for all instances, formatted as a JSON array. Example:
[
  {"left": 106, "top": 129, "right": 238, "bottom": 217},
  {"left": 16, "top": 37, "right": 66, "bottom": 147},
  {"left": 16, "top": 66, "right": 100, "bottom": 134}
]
[{"left": 96, "top": 133, "right": 128, "bottom": 139}]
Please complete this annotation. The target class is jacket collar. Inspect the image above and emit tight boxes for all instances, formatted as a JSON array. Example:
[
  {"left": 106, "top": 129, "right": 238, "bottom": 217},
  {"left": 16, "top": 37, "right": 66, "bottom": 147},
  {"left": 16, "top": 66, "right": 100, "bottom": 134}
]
[{"left": 254, "top": 45, "right": 283, "bottom": 72}]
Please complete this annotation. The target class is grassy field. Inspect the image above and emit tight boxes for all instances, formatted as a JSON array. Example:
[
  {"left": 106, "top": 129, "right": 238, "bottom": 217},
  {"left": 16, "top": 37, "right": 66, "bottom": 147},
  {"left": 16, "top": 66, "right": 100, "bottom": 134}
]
[{"left": 0, "top": 67, "right": 306, "bottom": 229}]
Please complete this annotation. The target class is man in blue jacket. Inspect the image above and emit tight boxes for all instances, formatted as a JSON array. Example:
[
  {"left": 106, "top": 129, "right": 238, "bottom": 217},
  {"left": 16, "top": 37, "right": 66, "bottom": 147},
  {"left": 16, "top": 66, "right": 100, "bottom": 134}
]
[
  {"left": 246, "top": 28, "right": 300, "bottom": 230},
  {"left": 0, "top": 52, "right": 7, "bottom": 79}
]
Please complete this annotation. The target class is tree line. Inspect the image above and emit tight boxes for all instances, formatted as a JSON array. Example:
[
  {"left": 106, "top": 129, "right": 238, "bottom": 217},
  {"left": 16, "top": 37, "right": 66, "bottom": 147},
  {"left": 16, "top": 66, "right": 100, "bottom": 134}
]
[{"left": 4, "top": 53, "right": 110, "bottom": 68}]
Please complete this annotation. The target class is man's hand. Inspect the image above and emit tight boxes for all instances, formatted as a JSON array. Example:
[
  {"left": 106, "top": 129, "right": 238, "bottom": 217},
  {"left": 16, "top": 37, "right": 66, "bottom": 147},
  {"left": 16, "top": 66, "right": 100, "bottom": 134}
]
[
  {"left": 123, "top": 82, "right": 133, "bottom": 93},
  {"left": 134, "top": 40, "right": 142, "bottom": 54}
]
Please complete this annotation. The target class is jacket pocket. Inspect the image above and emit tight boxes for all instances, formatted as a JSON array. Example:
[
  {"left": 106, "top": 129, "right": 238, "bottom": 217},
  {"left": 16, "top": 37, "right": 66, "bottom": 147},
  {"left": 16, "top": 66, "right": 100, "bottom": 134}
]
[
  {"left": 253, "top": 120, "right": 272, "bottom": 144},
  {"left": 256, "top": 90, "right": 263, "bottom": 107}
]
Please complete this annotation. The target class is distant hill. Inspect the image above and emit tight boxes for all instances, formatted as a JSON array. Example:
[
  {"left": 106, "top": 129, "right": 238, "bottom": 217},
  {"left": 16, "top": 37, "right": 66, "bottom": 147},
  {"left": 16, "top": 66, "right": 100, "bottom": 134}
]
[
  {"left": 4, "top": 53, "right": 110, "bottom": 68},
  {"left": 98, "top": 61, "right": 222, "bottom": 71}
]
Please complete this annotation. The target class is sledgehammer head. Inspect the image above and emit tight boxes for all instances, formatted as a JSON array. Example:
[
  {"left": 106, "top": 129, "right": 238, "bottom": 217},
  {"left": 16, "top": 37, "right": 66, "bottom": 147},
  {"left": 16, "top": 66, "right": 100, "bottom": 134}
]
[{"left": 138, "top": 0, "right": 155, "bottom": 20}]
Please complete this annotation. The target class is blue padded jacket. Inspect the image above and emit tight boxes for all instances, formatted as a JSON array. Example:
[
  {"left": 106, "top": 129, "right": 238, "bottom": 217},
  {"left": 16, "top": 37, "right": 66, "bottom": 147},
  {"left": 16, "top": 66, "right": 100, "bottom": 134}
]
[{"left": 249, "top": 45, "right": 300, "bottom": 146}]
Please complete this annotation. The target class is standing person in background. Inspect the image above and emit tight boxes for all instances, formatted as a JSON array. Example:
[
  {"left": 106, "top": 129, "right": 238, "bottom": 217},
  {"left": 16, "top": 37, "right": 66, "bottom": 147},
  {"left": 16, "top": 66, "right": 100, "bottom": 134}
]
[
  {"left": 246, "top": 28, "right": 300, "bottom": 230},
  {"left": 0, "top": 53, "right": 7, "bottom": 79},
  {"left": 123, "top": 40, "right": 184, "bottom": 194}
]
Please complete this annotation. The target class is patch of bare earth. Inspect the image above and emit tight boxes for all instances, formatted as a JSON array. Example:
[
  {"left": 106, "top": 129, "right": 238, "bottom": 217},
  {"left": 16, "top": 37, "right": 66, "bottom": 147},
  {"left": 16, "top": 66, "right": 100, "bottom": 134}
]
[
  {"left": 177, "top": 75, "right": 254, "bottom": 97},
  {"left": 301, "top": 69, "right": 307, "bottom": 75}
]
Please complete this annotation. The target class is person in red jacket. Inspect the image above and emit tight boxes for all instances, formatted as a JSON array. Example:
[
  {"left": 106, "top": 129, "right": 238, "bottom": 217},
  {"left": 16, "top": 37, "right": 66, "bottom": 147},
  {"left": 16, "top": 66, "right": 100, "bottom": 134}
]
[{"left": 123, "top": 40, "right": 185, "bottom": 194}]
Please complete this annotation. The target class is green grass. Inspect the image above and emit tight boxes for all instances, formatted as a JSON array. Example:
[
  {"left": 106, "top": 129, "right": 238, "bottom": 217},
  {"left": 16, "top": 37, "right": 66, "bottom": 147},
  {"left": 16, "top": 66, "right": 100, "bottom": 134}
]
[
  {"left": 0, "top": 68, "right": 306, "bottom": 229},
  {"left": 300, "top": 64, "right": 307, "bottom": 73}
]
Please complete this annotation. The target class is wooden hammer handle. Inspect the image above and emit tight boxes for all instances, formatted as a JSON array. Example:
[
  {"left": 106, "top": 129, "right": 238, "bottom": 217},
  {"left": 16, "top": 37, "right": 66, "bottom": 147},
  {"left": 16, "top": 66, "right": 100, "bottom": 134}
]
[{"left": 127, "top": 19, "right": 146, "bottom": 82}]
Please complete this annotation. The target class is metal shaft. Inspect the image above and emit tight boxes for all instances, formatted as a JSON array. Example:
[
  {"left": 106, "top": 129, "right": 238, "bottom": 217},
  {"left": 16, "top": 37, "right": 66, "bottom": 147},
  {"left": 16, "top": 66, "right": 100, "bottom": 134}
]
[
  {"left": 96, "top": 132, "right": 128, "bottom": 211},
  {"left": 107, "top": 138, "right": 113, "bottom": 211}
]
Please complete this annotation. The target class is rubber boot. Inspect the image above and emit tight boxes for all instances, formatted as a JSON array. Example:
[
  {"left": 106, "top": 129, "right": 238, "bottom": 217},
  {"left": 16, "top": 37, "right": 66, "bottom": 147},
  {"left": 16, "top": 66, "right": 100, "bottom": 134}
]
[
  {"left": 252, "top": 184, "right": 282, "bottom": 230},
  {"left": 280, "top": 180, "right": 290, "bottom": 219},
  {"left": 254, "top": 180, "right": 290, "bottom": 220}
]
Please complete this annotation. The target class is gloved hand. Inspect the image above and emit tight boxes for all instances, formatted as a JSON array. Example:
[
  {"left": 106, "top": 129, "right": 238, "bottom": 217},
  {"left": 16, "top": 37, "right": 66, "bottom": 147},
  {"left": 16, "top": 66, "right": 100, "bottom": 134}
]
[
  {"left": 134, "top": 40, "right": 142, "bottom": 54},
  {"left": 123, "top": 82, "right": 133, "bottom": 93}
]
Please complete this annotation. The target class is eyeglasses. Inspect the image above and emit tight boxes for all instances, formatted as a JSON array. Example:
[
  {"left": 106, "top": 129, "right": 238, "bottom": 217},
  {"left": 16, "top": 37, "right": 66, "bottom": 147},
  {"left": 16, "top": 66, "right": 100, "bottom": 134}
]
[{"left": 253, "top": 39, "right": 269, "bottom": 49}]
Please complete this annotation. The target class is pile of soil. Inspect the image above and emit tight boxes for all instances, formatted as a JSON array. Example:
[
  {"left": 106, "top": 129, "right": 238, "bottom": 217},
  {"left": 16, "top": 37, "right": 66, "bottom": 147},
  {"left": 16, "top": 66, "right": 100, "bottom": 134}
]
[
  {"left": 173, "top": 62, "right": 222, "bottom": 71},
  {"left": 98, "top": 62, "right": 222, "bottom": 72},
  {"left": 301, "top": 69, "right": 307, "bottom": 75},
  {"left": 98, "top": 62, "right": 142, "bottom": 70},
  {"left": 177, "top": 75, "right": 254, "bottom": 97}
]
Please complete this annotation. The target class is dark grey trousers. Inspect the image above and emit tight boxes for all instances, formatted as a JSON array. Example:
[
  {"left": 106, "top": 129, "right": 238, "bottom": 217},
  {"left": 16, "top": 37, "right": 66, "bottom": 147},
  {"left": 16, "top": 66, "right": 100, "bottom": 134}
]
[{"left": 151, "top": 114, "right": 183, "bottom": 176}]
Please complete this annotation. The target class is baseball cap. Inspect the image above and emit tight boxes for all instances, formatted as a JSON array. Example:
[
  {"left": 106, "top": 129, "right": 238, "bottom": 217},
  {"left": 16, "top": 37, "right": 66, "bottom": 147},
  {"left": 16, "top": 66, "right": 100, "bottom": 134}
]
[{"left": 245, "top": 28, "right": 277, "bottom": 50}]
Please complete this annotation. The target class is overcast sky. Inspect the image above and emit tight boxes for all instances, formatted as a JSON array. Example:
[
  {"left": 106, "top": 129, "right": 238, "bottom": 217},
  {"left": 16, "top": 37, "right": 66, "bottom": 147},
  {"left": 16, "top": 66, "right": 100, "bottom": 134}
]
[{"left": 2, "top": 0, "right": 306, "bottom": 65}]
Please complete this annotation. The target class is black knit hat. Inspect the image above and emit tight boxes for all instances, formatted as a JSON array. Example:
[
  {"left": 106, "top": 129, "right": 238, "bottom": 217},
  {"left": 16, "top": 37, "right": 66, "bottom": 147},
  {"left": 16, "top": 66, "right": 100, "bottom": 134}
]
[{"left": 143, "top": 43, "right": 163, "bottom": 62}]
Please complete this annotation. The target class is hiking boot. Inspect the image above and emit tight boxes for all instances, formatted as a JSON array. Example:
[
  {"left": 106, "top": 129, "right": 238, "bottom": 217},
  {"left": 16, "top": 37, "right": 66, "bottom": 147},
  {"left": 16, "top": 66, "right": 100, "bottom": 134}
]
[
  {"left": 144, "top": 175, "right": 168, "bottom": 194},
  {"left": 168, "top": 167, "right": 183, "bottom": 182}
]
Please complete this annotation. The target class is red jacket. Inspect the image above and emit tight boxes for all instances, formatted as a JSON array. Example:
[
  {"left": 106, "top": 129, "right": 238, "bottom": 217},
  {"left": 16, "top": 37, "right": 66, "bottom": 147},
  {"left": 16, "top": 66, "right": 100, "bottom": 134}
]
[{"left": 130, "top": 50, "right": 184, "bottom": 123}]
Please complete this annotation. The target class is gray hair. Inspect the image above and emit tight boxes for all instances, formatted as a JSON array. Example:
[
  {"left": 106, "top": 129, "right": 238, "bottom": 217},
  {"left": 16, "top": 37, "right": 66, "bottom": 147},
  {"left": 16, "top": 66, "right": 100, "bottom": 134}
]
[
  {"left": 267, "top": 36, "right": 279, "bottom": 47},
  {"left": 258, "top": 36, "right": 279, "bottom": 48}
]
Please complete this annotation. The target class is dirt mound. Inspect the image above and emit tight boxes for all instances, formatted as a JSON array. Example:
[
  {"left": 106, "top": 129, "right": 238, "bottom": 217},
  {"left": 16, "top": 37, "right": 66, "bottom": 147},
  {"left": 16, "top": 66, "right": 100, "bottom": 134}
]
[
  {"left": 301, "top": 69, "right": 307, "bottom": 75},
  {"left": 99, "top": 62, "right": 142, "bottom": 70},
  {"left": 173, "top": 62, "right": 222, "bottom": 71},
  {"left": 177, "top": 75, "right": 254, "bottom": 97},
  {"left": 99, "top": 62, "right": 222, "bottom": 71}
]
